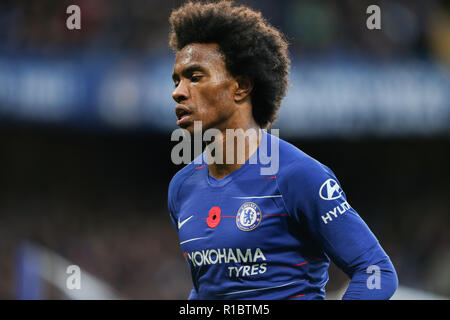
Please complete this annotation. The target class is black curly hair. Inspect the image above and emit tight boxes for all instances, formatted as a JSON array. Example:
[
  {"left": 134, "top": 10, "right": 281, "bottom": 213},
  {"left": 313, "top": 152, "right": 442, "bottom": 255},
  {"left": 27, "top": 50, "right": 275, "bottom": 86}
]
[{"left": 169, "top": 0, "right": 290, "bottom": 129}]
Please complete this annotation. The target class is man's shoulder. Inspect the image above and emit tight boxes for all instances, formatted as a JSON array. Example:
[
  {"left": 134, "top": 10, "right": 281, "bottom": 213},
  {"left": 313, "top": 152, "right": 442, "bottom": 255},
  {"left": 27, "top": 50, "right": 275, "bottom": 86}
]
[
  {"left": 274, "top": 136, "right": 341, "bottom": 212},
  {"left": 277, "top": 136, "right": 327, "bottom": 171},
  {"left": 169, "top": 154, "right": 204, "bottom": 195},
  {"left": 275, "top": 135, "right": 335, "bottom": 185}
]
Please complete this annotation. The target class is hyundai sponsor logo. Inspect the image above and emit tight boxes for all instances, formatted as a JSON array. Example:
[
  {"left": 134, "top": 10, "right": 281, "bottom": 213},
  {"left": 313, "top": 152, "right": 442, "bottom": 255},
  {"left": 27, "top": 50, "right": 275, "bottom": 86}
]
[{"left": 319, "top": 179, "right": 343, "bottom": 201}]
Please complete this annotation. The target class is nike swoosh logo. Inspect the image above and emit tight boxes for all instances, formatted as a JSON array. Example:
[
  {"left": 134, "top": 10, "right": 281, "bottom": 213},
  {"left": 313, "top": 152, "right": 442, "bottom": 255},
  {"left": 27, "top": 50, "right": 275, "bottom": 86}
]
[{"left": 178, "top": 215, "right": 194, "bottom": 230}]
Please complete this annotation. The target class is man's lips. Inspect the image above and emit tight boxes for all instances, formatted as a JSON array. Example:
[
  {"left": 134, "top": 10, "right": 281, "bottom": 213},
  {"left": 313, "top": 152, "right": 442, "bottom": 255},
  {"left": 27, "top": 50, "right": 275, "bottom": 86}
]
[{"left": 175, "top": 104, "right": 193, "bottom": 126}]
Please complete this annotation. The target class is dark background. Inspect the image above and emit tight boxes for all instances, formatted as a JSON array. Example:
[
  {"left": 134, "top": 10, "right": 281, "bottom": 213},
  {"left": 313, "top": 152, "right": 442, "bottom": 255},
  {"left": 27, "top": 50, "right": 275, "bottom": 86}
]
[{"left": 0, "top": 0, "right": 449, "bottom": 299}]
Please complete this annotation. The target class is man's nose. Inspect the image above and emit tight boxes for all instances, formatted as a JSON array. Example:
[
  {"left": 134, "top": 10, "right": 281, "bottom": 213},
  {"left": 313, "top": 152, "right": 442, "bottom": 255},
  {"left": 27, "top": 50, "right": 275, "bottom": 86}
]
[{"left": 172, "top": 80, "right": 189, "bottom": 103}]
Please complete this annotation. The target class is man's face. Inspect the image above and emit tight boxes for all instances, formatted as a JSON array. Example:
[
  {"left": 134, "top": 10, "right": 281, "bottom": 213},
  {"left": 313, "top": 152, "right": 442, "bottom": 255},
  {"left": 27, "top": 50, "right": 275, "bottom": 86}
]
[{"left": 171, "top": 43, "right": 237, "bottom": 133}]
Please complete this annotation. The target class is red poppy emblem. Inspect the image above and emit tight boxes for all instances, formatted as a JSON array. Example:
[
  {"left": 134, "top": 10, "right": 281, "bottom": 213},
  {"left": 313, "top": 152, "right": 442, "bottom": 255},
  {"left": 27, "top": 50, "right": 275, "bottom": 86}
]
[{"left": 207, "top": 206, "right": 221, "bottom": 228}]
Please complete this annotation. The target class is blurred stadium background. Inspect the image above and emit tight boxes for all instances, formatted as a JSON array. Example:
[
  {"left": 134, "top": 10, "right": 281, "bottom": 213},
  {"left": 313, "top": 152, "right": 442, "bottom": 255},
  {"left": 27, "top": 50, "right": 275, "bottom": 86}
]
[{"left": 0, "top": 0, "right": 449, "bottom": 299}]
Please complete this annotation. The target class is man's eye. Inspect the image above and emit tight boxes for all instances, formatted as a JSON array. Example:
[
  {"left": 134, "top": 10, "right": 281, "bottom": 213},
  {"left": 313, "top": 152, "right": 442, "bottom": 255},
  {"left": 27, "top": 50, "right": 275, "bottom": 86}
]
[
  {"left": 191, "top": 75, "right": 202, "bottom": 82},
  {"left": 174, "top": 81, "right": 179, "bottom": 88}
]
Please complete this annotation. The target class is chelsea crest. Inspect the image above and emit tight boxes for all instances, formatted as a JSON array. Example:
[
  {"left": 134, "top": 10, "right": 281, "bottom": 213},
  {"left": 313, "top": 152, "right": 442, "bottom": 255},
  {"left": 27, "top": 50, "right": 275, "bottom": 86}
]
[{"left": 236, "top": 202, "right": 262, "bottom": 231}]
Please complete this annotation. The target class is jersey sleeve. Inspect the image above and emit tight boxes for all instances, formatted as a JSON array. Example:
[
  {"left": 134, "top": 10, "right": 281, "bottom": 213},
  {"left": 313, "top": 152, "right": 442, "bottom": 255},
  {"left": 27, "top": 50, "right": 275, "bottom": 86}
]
[
  {"left": 278, "top": 158, "right": 398, "bottom": 299},
  {"left": 167, "top": 176, "right": 179, "bottom": 231}
]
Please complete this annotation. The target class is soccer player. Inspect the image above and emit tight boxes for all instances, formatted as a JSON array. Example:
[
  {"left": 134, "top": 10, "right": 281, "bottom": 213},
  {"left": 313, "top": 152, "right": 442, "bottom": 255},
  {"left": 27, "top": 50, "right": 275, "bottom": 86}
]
[{"left": 167, "top": 1, "right": 398, "bottom": 299}]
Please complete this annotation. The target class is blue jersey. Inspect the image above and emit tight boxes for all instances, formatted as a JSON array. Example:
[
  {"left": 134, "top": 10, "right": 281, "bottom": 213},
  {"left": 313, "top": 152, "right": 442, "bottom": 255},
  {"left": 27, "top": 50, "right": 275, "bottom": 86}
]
[{"left": 168, "top": 130, "right": 398, "bottom": 299}]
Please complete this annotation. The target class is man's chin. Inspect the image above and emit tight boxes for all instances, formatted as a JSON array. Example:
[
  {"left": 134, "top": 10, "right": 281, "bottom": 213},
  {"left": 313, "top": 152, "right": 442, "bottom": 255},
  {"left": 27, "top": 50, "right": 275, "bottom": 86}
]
[{"left": 178, "top": 120, "right": 204, "bottom": 135}]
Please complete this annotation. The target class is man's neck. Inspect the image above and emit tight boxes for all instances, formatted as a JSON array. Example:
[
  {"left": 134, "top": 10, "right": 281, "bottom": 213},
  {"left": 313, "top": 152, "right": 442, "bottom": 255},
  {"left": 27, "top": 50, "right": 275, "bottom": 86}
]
[{"left": 207, "top": 122, "right": 262, "bottom": 180}]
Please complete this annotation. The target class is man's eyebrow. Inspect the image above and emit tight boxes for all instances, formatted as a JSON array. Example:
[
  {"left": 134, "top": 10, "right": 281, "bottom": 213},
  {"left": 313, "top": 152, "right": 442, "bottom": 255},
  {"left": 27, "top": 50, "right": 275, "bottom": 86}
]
[{"left": 172, "top": 64, "right": 205, "bottom": 80}]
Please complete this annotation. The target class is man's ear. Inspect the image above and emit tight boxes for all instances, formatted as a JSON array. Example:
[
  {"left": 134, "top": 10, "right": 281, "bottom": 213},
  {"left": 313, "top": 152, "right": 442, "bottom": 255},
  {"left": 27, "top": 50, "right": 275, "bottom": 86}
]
[{"left": 234, "top": 75, "right": 253, "bottom": 102}]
